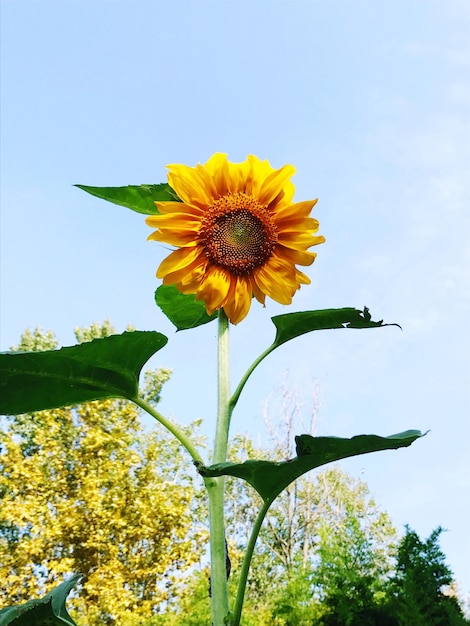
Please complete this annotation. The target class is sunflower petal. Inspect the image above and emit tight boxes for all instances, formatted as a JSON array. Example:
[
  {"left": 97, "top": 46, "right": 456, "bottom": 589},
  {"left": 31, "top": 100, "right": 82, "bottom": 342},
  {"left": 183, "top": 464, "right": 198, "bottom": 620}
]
[
  {"left": 203, "top": 153, "right": 231, "bottom": 196},
  {"left": 276, "top": 244, "right": 316, "bottom": 266},
  {"left": 149, "top": 229, "right": 199, "bottom": 246},
  {"left": 245, "top": 155, "right": 275, "bottom": 197},
  {"left": 157, "top": 246, "right": 203, "bottom": 278},
  {"left": 267, "top": 182, "right": 296, "bottom": 212},
  {"left": 278, "top": 231, "right": 326, "bottom": 248},
  {"left": 196, "top": 266, "right": 232, "bottom": 315},
  {"left": 250, "top": 277, "right": 266, "bottom": 305},
  {"left": 253, "top": 258, "right": 298, "bottom": 305},
  {"left": 295, "top": 268, "right": 312, "bottom": 285},
  {"left": 277, "top": 216, "right": 321, "bottom": 232},
  {"left": 162, "top": 253, "right": 208, "bottom": 287},
  {"left": 150, "top": 202, "right": 204, "bottom": 219},
  {"left": 258, "top": 164, "right": 296, "bottom": 207},
  {"left": 272, "top": 199, "right": 318, "bottom": 221},
  {"left": 223, "top": 277, "right": 252, "bottom": 324},
  {"left": 147, "top": 211, "right": 202, "bottom": 230},
  {"left": 167, "top": 165, "right": 215, "bottom": 208}
]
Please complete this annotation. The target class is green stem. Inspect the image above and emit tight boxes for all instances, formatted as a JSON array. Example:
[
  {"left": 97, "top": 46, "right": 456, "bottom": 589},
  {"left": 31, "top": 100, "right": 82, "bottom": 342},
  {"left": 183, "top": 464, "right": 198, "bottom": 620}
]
[
  {"left": 207, "top": 310, "right": 231, "bottom": 625},
  {"left": 231, "top": 497, "right": 273, "bottom": 626},
  {"left": 229, "top": 344, "right": 275, "bottom": 414},
  {"left": 214, "top": 310, "right": 231, "bottom": 464},
  {"left": 133, "top": 397, "right": 204, "bottom": 466}
]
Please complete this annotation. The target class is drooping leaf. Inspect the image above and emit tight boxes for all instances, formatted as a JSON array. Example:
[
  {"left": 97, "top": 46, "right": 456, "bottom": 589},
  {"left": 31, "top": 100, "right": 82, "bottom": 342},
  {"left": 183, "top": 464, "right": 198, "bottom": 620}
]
[
  {"left": 155, "top": 284, "right": 218, "bottom": 330},
  {"left": 0, "top": 574, "right": 82, "bottom": 626},
  {"left": 198, "top": 430, "right": 424, "bottom": 502},
  {"left": 75, "top": 183, "right": 180, "bottom": 215},
  {"left": 271, "top": 307, "right": 401, "bottom": 348},
  {"left": 0, "top": 331, "right": 168, "bottom": 414}
]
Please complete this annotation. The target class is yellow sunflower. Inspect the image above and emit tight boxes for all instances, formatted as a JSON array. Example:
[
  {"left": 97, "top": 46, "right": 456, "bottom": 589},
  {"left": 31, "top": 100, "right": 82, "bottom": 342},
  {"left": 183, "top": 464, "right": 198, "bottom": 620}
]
[{"left": 146, "top": 153, "right": 325, "bottom": 324}]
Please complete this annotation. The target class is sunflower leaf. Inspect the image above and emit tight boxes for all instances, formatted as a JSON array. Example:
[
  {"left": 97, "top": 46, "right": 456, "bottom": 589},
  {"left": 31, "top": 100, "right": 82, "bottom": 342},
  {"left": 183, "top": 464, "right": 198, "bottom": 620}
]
[
  {"left": 0, "top": 331, "right": 168, "bottom": 414},
  {"left": 197, "top": 431, "right": 424, "bottom": 502},
  {"left": 155, "top": 285, "right": 218, "bottom": 330},
  {"left": 0, "top": 573, "right": 82, "bottom": 626},
  {"left": 272, "top": 307, "right": 401, "bottom": 347},
  {"left": 75, "top": 183, "right": 180, "bottom": 215}
]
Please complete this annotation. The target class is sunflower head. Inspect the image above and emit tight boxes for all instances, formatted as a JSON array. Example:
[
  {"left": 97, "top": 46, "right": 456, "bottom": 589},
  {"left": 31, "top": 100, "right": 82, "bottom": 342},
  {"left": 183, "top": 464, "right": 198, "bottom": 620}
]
[{"left": 146, "top": 153, "right": 325, "bottom": 324}]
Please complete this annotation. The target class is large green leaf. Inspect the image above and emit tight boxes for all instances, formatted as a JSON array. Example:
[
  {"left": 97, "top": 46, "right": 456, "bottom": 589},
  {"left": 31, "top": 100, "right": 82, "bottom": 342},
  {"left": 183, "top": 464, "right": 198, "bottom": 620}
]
[
  {"left": 0, "top": 331, "right": 167, "bottom": 415},
  {"left": 155, "top": 284, "right": 218, "bottom": 330},
  {"left": 198, "top": 431, "right": 424, "bottom": 502},
  {"left": 75, "top": 183, "right": 180, "bottom": 215},
  {"left": 0, "top": 574, "right": 82, "bottom": 626},
  {"left": 271, "top": 307, "right": 401, "bottom": 348}
]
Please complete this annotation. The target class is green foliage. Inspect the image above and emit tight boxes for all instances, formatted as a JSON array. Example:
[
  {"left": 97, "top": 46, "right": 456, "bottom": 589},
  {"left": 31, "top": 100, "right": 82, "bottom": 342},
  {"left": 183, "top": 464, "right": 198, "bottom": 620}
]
[
  {"left": 267, "top": 561, "right": 321, "bottom": 626},
  {"left": 197, "top": 431, "right": 424, "bottom": 502},
  {"left": 0, "top": 330, "right": 168, "bottom": 414},
  {"left": 0, "top": 325, "right": 204, "bottom": 626},
  {"left": 155, "top": 285, "right": 218, "bottom": 330},
  {"left": 390, "top": 526, "right": 469, "bottom": 626},
  {"left": 75, "top": 183, "right": 179, "bottom": 215},
  {"left": 314, "top": 514, "right": 384, "bottom": 624},
  {"left": 0, "top": 575, "right": 81, "bottom": 626}
]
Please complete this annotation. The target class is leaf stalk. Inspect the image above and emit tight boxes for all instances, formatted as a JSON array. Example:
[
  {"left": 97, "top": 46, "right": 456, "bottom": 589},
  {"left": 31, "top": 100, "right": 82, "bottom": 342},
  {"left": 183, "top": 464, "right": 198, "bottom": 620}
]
[{"left": 133, "top": 397, "right": 204, "bottom": 466}]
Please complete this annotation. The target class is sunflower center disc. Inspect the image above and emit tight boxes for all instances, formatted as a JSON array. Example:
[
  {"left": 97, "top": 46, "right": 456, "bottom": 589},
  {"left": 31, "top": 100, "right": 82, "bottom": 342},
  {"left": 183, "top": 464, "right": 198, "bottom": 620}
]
[{"left": 201, "top": 193, "right": 278, "bottom": 274}]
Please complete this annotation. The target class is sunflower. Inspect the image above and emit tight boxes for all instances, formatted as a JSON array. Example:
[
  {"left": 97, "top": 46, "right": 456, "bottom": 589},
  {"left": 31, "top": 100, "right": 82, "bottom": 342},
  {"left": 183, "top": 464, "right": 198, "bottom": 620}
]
[{"left": 146, "top": 153, "right": 325, "bottom": 324}]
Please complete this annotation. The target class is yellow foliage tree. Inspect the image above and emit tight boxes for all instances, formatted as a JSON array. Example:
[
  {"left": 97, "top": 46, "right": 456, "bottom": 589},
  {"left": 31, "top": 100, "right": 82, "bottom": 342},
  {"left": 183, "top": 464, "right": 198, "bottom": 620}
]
[{"left": 0, "top": 324, "right": 205, "bottom": 625}]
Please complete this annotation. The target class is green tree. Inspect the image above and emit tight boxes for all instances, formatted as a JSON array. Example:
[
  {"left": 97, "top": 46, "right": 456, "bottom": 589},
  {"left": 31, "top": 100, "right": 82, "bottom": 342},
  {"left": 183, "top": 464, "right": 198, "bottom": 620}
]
[
  {"left": 0, "top": 324, "right": 205, "bottom": 626},
  {"left": 314, "top": 508, "right": 391, "bottom": 626},
  {"left": 390, "top": 526, "right": 468, "bottom": 626}
]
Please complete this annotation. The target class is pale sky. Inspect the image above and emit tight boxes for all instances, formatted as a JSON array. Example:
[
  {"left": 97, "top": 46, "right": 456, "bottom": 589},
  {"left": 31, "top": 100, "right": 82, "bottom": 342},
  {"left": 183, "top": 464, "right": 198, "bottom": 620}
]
[{"left": 1, "top": 0, "right": 469, "bottom": 602}]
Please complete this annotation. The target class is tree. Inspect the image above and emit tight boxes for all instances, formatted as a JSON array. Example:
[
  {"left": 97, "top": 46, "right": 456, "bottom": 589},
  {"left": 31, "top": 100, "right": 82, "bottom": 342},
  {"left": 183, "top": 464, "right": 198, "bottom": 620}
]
[
  {"left": 0, "top": 323, "right": 205, "bottom": 626},
  {"left": 313, "top": 497, "right": 394, "bottom": 626},
  {"left": 390, "top": 526, "right": 469, "bottom": 626}
]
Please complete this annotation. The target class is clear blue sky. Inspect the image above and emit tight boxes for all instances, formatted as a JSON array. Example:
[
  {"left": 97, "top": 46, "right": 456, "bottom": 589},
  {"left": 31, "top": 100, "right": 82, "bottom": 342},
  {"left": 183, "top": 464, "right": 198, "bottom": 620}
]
[{"left": 1, "top": 0, "right": 469, "bottom": 604}]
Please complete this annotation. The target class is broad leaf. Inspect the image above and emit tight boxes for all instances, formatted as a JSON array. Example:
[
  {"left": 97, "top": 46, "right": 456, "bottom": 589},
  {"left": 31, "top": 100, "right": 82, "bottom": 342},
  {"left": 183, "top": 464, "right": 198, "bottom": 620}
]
[
  {"left": 155, "top": 285, "right": 218, "bottom": 330},
  {"left": 198, "top": 431, "right": 424, "bottom": 502},
  {"left": 0, "top": 573, "right": 81, "bottom": 626},
  {"left": 0, "top": 331, "right": 167, "bottom": 414},
  {"left": 75, "top": 183, "right": 179, "bottom": 215},
  {"left": 272, "top": 307, "right": 401, "bottom": 348}
]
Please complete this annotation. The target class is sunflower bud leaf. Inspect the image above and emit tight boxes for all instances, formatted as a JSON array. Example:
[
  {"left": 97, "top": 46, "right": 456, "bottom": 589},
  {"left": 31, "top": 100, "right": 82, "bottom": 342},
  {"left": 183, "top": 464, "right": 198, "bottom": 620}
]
[
  {"left": 197, "top": 430, "right": 424, "bottom": 502},
  {"left": 0, "top": 331, "right": 168, "bottom": 414},
  {"left": 75, "top": 183, "right": 179, "bottom": 215},
  {"left": 155, "top": 285, "right": 218, "bottom": 330}
]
